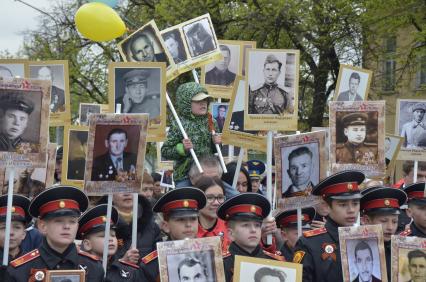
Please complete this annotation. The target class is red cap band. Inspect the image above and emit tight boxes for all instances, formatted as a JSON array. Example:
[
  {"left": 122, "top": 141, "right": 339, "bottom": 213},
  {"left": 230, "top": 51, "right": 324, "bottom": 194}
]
[
  {"left": 161, "top": 199, "right": 198, "bottom": 213},
  {"left": 279, "top": 214, "right": 309, "bottom": 226},
  {"left": 226, "top": 204, "right": 262, "bottom": 218},
  {"left": 0, "top": 206, "right": 26, "bottom": 218},
  {"left": 362, "top": 198, "right": 399, "bottom": 211},
  {"left": 39, "top": 200, "right": 80, "bottom": 218},
  {"left": 321, "top": 182, "right": 359, "bottom": 198},
  {"left": 79, "top": 216, "right": 113, "bottom": 235},
  {"left": 408, "top": 191, "right": 426, "bottom": 199}
]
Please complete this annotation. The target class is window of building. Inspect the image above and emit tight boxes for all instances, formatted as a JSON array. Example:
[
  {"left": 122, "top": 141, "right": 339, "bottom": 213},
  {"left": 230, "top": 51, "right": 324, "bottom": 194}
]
[
  {"left": 416, "top": 55, "right": 426, "bottom": 88},
  {"left": 383, "top": 59, "right": 396, "bottom": 91}
]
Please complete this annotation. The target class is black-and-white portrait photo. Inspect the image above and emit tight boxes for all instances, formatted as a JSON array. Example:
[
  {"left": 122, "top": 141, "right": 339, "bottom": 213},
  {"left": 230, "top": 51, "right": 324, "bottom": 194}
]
[
  {"left": 384, "top": 135, "right": 402, "bottom": 167},
  {"left": 67, "top": 130, "right": 88, "bottom": 181},
  {"left": 183, "top": 18, "right": 217, "bottom": 58},
  {"left": 29, "top": 64, "right": 66, "bottom": 113},
  {"left": 247, "top": 51, "right": 295, "bottom": 115},
  {"left": 229, "top": 79, "right": 257, "bottom": 134},
  {"left": 346, "top": 239, "right": 382, "bottom": 282},
  {"left": 0, "top": 63, "right": 25, "bottom": 78},
  {"left": 166, "top": 251, "right": 216, "bottom": 282},
  {"left": 50, "top": 275, "right": 81, "bottom": 282},
  {"left": 162, "top": 29, "right": 188, "bottom": 64},
  {"left": 237, "top": 261, "right": 298, "bottom": 282},
  {"left": 205, "top": 44, "right": 239, "bottom": 86},
  {"left": 281, "top": 143, "right": 319, "bottom": 198},
  {"left": 335, "top": 65, "right": 372, "bottom": 102},
  {"left": 114, "top": 68, "right": 161, "bottom": 121},
  {"left": 79, "top": 104, "right": 101, "bottom": 126},
  {"left": 211, "top": 103, "right": 228, "bottom": 133},
  {"left": 398, "top": 100, "right": 426, "bottom": 149}
]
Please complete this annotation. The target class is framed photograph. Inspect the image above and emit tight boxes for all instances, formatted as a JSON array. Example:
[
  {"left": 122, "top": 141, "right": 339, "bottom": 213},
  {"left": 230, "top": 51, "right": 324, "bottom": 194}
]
[
  {"left": 391, "top": 235, "right": 426, "bottom": 282},
  {"left": 312, "top": 127, "right": 330, "bottom": 169},
  {"left": 244, "top": 49, "right": 299, "bottom": 131},
  {"left": 61, "top": 125, "right": 88, "bottom": 188},
  {"left": 334, "top": 65, "right": 372, "bottom": 101},
  {"left": 160, "top": 170, "right": 174, "bottom": 188},
  {"left": 46, "top": 269, "right": 85, "bottom": 282},
  {"left": 0, "top": 77, "right": 50, "bottom": 168},
  {"left": 0, "top": 59, "right": 28, "bottom": 78},
  {"left": 108, "top": 62, "right": 166, "bottom": 141},
  {"left": 84, "top": 113, "right": 149, "bottom": 195},
  {"left": 339, "top": 224, "right": 387, "bottom": 282},
  {"left": 241, "top": 42, "right": 256, "bottom": 77},
  {"left": 27, "top": 60, "right": 71, "bottom": 126},
  {"left": 201, "top": 40, "right": 255, "bottom": 99},
  {"left": 234, "top": 255, "right": 302, "bottom": 282},
  {"left": 222, "top": 77, "right": 267, "bottom": 152},
  {"left": 156, "top": 142, "right": 175, "bottom": 171},
  {"left": 157, "top": 236, "right": 225, "bottom": 282},
  {"left": 384, "top": 134, "right": 403, "bottom": 175},
  {"left": 160, "top": 14, "right": 222, "bottom": 75},
  {"left": 329, "top": 101, "right": 386, "bottom": 178},
  {"left": 395, "top": 99, "right": 426, "bottom": 160},
  {"left": 210, "top": 102, "right": 229, "bottom": 133},
  {"left": 117, "top": 20, "right": 177, "bottom": 80},
  {"left": 79, "top": 103, "right": 101, "bottom": 126}
]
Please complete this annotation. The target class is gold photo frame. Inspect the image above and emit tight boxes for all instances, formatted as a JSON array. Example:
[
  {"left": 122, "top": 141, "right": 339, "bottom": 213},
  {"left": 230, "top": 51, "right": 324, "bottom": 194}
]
[
  {"left": 0, "top": 59, "right": 28, "bottom": 78},
  {"left": 334, "top": 64, "right": 373, "bottom": 102},
  {"left": 391, "top": 235, "right": 426, "bottom": 282},
  {"left": 46, "top": 269, "right": 85, "bottom": 282},
  {"left": 384, "top": 133, "right": 404, "bottom": 176},
  {"left": 79, "top": 103, "right": 101, "bottom": 126}
]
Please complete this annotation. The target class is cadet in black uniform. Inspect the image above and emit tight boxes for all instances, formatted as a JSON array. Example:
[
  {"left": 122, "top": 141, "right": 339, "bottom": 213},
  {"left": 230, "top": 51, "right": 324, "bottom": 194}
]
[
  {"left": 139, "top": 187, "right": 206, "bottom": 282},
  {"left": 217, "top": 193, "right": 285, "bottom": 282},
  {"left": 6, "top": 185, "right": 104, "bottom": 282},
  {"left": 293, "top": 170, "right": 365, "bottom": 282},
  {"left": 402, "top": 182, "right": 426, "bottom": 238},
  {"left": 361, "top": 186, "right": 407, "bottom": 280},
  {"left": 275, "top": 207, "right": 315, "bottom": 262},
  {"left": 78, "top": 204, "right": 142, "bottom": 282}
]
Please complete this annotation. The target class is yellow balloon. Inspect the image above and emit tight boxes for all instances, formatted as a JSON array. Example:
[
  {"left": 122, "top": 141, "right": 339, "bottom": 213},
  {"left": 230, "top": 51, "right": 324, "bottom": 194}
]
[{"left": 75, "top": 2, "right": 126, "bottom": 42}]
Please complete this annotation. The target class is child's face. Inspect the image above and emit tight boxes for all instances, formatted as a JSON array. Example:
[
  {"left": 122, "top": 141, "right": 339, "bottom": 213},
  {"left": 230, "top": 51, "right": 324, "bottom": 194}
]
[
  {"left": 83, "top": 229, "right": 118, "bottom": 258},
  {"left": 228, "top": 220, "right": 262, "bottom": 252},
  {"left": 0, "top": 221, "right": 26, "bottom": 250},
  {"left": 39, "top": 216, "right": 78, "bottom": 249},
  {"left": 141, "top": 182, "right": 154, "bottom": 199},
  {"left": 162, "top": 216, "right": 198, "bottom": 240},
  {"left": 191, "top": 99, "right": 208, "bottom": 116},
  {"left": 328, "top": 199, "right": 360, "bottom": 226}
]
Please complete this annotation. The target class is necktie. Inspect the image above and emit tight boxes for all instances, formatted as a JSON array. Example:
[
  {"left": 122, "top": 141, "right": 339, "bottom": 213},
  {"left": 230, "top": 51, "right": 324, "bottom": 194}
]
[{"left": 116, "top": 157, "right": 123, "bottom": 170}]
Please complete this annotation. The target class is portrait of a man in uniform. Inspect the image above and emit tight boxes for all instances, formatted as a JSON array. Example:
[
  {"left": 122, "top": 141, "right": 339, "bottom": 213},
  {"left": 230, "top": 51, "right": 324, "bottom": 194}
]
[
  {"left": 351, "top": 241, "right": 381, "bottom": 282},
  {"left": 400, "top": 102, "right": 426, "bottom": 149},
  {"left": 212, "top": 103, "right": 228, "bottom": 133},
  {"left": 248, "top": 54, "right": 289, "bottom": 115},
  {"left": 205, "top": 44, "right": 237, "bottom": 86},
  {"left": 337, "top": 72, "right": 363, "bottom": 102},
  {"left": 162, "top": 30, "right": 187, "bottom": 64},
  {"left": 183, "top": 19, "right": 216, "bottom": 58},
  {"left": 34, "top": 65, "right": 66, "bottom": 113},
  {"left": 336, "top": 112, "right": 378, "bottom": 165},
  {"left": 406, "top": 249, "right": 426, "bottom": 282}
]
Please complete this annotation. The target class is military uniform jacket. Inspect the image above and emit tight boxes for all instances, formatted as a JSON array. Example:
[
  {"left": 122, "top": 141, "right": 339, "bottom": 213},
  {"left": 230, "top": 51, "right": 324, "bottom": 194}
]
[
  {"left": 400, "top": 222, "right": 426, "bottom": 238},
  {"left": 336, "top": 141, "right": 377, "bottom": 165},
  {"left": 283, "top": 182, "right": 314, "bottom": 198},
  {"left": 205, "top": 67, "right": 236, "bottom": 86},
  {"left": 106, "top": 257, "right": 142, "bottom": 282},
  {"left": 223, "top": 242, "right": 285, "bottom": 282},
  {"left": 91, "top": 152, "right": 137, "bottom": 181},
  {"left": 139, "top": 250, "right": 159, "bottom": 282},
  {"left": 0, "top": 134, "right": 26, "bottom": 152},
  {"left": 6, "top": 240, "right": 104, "bottom": 282},
  {"left": 248, "top": 83, "right": 289, "bottom": 114},
  {"left": 280, "top": 242, "right": 295, "bottom": 262},
  {"left": 116, "top": 93, "right": 161, "bottom": 119},
  {"left": 401, "top": 120, "right": 426, "bottom": 148},
  {"left": 293, "top": 218, "right": 343, "bottom": 282}
]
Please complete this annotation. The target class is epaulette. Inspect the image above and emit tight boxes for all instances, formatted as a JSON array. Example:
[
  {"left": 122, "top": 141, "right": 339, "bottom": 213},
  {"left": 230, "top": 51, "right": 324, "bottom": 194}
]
[
  {"left": 78, "top": 250, "right": 101, "bottom": 261},
  {"left": 141, "top": 250, "right": 158, "bottom": 264},
  {"left": 222, "top": 250, "right": 231, "bottom": 258},
  {"left": 10, "top": 249, "right": 40, "bottom": 267},
  {"left": 400, "top": 229, "right": 412, "bottom": 236},
  {"left": 263, "top": 250, "right": 285, "bottom": 261},
  {"left": 119, "top": 259, "right": 140, "bottom": 269},
  {"left": 303, "top": 227, "right": 327, "bottom": 238}
]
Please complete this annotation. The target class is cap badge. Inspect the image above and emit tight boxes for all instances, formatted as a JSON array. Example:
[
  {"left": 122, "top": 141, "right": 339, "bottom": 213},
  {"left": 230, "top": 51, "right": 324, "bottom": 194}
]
[
  {"left": 384, "top": 199, "right": 390, "bottom": 206},
  {"left": 250, "top": 205, "right": 257, "bottom": 213},
  {"left": 102, "top": 216, "right": 107, "bottom": 222},
  {"left": 59, "top": 201, "right": 66, "bottom": 208},
  {"left": 183, "top": 200, "right": 189, "bottom": 208},
  {"left": 347, "top": 183, "right": 353, "bottom": 191},
  {"left": 11, "top": 206, "right": 15, "bottom": 213}
]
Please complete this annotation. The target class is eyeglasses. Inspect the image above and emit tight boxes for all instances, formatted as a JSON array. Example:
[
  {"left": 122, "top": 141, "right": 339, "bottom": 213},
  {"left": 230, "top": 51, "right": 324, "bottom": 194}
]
[{"left": 206, "top": 194, "right": 225, "bottom": 203}]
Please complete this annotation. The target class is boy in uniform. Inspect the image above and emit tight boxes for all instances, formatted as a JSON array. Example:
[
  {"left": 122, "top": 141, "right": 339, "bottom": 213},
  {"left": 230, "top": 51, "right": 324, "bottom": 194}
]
[{"left": 402, "top": 182, "right": 426, "bottom": 238}]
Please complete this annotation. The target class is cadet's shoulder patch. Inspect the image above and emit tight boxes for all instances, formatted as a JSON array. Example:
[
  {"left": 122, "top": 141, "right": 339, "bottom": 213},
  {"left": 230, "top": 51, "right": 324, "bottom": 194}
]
[
  {"left": 119, "top": 259, "right": 140, "bottom": 269},
  {"left": 141, "top": 250, "right": 158, "bottom": 264},
  {"left": 222, "top": 250, "right": 231, "bottom": 258},
  {"left": 78, "top": 250, "right": 101, "bottom": 261},
  {"left": 263, "top": 250, "right": 285, "bottom": 261},
  {"left": 293, "top": 251, "right": 305, "bottom": 264},
  {"left": 10, "top": 249, "right": 40, "bottom": 267},
  {"left": 303, "top": 227, "right": 327, "bottom": 238},
  {"left": 400, "top": 229, "right": 412, "bottom": 236}
]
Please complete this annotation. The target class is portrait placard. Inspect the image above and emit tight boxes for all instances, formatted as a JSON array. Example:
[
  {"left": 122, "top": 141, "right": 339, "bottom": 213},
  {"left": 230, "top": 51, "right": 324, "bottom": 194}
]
[
  {"left": 244, "top": 49, "right": 299, "bottom": 131},
  {"left": 61, "top": 125, "right": 88, "bottom": 188},
  {"left": 201, "top": 40, "right": 255, "bottom": 99},
  {"left": 210, "top": 102, "right": 229, "bottom": 133},
  {"left": 0, "top": 77, "right": 50, "bottom": 168},
  {"left": 339, "top": 224, "right": 387, "bottom": 282},
  {"left": 395, "top": 99, "right": 426, "bottom": 160},
  {"left": 391, "top": 235, "right": 426, "bottom": 282},
  {"left": 117, "top": 20, "right": 178, "bottom": 81},
  {"left": 329, "top": 101, "right": 386, "bottom": 178},
  {"left": 0, "top": 59, "right": 28, "bottom": 78},
  {"left": 312, "top": 126, "right": 330, "bottom": 170},
  {"left": 334, "top": 65, "right": 372, "bottom": 101},
  {"left": 79, "top": 103, "right": 101, "bottom": 126},
  {"left": 157, "top": 236, "right": 225, "bottom": 282},
  {"left": 156, "top": 142, "right": 174, "bottom": 171},
  {"left": 160, "top": 170, "right": 174, "bottom": 188},
  {"left": 222, "top": 77, "right": 267, "bottom": 152},
  {"left": 384, "top": 134, "right": 403, "bottom": 176},
  {"left": 84, "top": 114, "right": 148, "bottom": 195},
  {"left": 46, "top": 269, "right": 85, "bottom": 282},
  {"left": 274, "top": 131, "right": 325, "bottom": 209},
  {"left": 161, "top": 13, "right": 222, "bottom": 75},
  {"left": 27, "top": 60, "right": 71, "bottom": 126},
  {"left": 233, "top": 255, "right": 302, "bottom": 282},
  {"left": 108, "top": 62, "right": 166, "bottom": 141}
]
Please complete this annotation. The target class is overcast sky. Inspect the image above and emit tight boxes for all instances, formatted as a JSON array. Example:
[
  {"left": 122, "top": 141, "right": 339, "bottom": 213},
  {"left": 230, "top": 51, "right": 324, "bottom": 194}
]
[{"left": 0, "top": 0, "right": 53, "bottom": 54}]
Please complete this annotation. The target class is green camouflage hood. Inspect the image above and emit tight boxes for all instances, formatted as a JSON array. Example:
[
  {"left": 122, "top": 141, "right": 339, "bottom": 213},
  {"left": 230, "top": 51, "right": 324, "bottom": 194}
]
[{"left": 175, "top": 82, "right": 209, "bottom": 118}]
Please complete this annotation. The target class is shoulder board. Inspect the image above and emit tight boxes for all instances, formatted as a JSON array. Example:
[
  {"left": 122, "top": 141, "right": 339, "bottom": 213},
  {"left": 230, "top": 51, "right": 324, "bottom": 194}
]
[
  {"left": 251, "top": 83, "right": 263, "bottom": 91},
  {"left": 10, "top": 249, "right": 40, "bottom": 268},
  {"left": 141, "top": 250, "right": 158, "bottom": 264},
  {"left": 277, "top": 84, "right": 286, "bottom": 91},
  {"left": 263, "top": 250, "right": 285, "bottom": 261},
  {"left": 364, "top": 142, "right": 377, "bottom": 146},
  {"left": 118, "top": 259, "right": 140, "bottom": 269},
  {"left": 222, "top": 250, "right": 231, "bottom": 258},
  {"left": 303, "top": 227, "right": 327, "bottom": 238},
  {"left": 400, "top": 229, "right": 412, "bottom": 236},
  {"left": 78, "top": 250, "right": 101, "bottom": 261}
]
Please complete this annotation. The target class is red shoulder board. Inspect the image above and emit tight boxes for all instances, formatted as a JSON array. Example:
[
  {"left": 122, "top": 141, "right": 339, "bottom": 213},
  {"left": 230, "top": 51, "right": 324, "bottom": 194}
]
[
  {"left": 78, "top": 250, "right": 101, "bottom": 261},
  {"left": 119, "top": 259, "right": 140, "bottom": 269},
  {"left": 10, "top": 249, "right": 40, "bottom": 268},
  {"left": 263, "top": 250, "right": 285, "bottom": 261},
  {"left": 400, "top": 229, "right": 412, "bottom": 236},
  {"left": 141, "top": 250, "right": 158, "bottom": 264},
  {"left": 303, "top": 227, "right": 327, "bottom": 238},
  {"left": 222, "top": 250, "right": 231, "bottom": 258}
]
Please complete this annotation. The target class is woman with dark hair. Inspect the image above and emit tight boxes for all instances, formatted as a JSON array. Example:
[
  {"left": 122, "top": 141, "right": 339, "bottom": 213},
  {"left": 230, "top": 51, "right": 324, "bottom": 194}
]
[{"left": 221, "top": 161, "right": 252, "bottom": 193}]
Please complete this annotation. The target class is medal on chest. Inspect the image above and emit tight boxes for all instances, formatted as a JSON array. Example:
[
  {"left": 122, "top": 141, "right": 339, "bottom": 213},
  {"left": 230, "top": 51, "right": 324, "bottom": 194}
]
[
  {"left": 321, "top": 243, "right": 337, "bottom": 261},
  {"left": 120, "top": 269, "right": 130, "bottom": 278}
]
